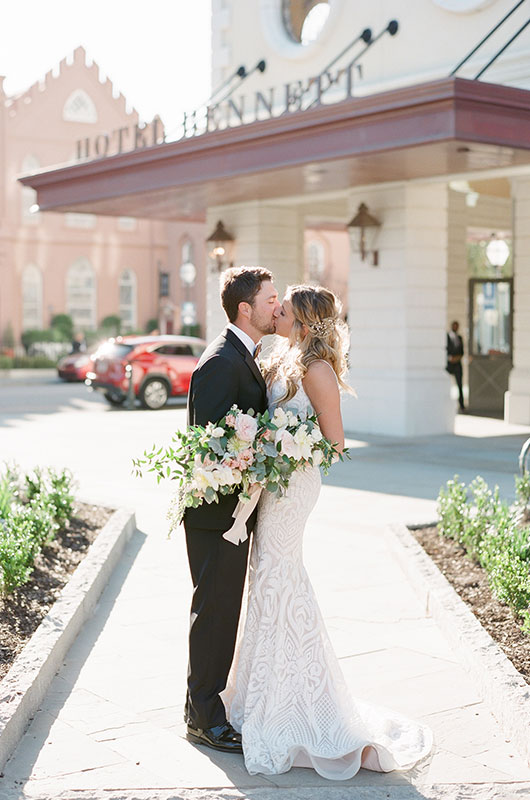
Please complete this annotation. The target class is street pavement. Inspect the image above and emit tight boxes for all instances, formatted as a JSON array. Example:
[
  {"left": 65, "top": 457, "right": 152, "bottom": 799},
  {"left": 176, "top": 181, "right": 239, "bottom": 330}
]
[{"left": 1, "top": 375, "right": 530, "bottom": 799}]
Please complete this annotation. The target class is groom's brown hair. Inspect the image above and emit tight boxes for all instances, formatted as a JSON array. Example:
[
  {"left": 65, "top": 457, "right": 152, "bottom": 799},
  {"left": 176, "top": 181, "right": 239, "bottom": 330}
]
[{"left": 221, "top": 266, "right": 274, "bottom": 322}]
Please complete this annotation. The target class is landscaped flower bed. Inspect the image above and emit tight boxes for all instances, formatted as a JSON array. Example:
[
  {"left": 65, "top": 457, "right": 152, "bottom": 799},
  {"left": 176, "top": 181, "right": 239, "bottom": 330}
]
[
  {"left": 410, "top": 472, "right": 530, "bottom": 683},
  {"left": 0, "top": 465, "right": 112, "bottom": 680}
]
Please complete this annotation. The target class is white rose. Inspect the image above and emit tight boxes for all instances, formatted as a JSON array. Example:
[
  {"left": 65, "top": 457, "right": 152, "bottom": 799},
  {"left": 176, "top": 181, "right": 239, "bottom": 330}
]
[
  {"left": 272, "top": 407, "right": 288, "bottom": 428},
  {"left": 211, "top": 427, "right": 225, "bottom": 438},
  {"left": 192, "top": 467, "right": 219, "bottom": 493},
  {"left": 310, "top": 427, "right": 323, "bottom": 443},
  {"left": 212, "top": 465, "right": 232, "bottom": 486}
]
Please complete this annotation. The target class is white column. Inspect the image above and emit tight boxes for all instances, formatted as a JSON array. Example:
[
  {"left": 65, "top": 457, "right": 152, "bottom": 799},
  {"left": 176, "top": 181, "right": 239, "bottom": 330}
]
[
  {"left": 205, "top": 201, "right": 304, "bottom": 341},
  {"left": 505, "top": 176, "right": 530, "bottom": 425},
  {"left": 343, "top": 182, "right": 453, "bottom": 437}
]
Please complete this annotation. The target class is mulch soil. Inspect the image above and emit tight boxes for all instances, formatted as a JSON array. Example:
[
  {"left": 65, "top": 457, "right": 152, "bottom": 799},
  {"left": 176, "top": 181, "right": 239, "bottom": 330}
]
[
  {"left": 410, "top": 525, "right": 530, "bottom": 685},
  {"left": 0, "top": 502, "right": 112, "bottom": 682}
]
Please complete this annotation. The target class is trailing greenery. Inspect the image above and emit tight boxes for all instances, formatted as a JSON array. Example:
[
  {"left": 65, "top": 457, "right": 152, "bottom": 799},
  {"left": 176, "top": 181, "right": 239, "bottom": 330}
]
[
  {"left": 0, "top": 465, "right": 76, "bottom": 595},
  {"left": 437, "top": 473, "right": 530, "bottom": 634}
]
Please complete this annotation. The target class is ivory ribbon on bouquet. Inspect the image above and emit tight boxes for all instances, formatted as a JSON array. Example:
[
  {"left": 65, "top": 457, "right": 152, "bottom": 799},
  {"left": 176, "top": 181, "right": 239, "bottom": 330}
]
[{"left": 223, "top": 485, "right": 262, "bottom": 545}]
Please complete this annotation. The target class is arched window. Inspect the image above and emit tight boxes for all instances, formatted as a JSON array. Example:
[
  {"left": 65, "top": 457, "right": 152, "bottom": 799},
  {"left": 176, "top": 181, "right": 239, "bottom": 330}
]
[
  {"left": 119, "top": 269, "right": 137, "bottom": 332},
  {"left": 306, "top": 239, "right": 326, "bottom": 281},
  {"left": 21, "top": 155, "right": 40, "bottom": 224},
  {"left": 63, "top": 89, "right": 98, "bottom": 123},
  {"left": 66, "top": 258, "right": 96, "bottom": 330},
  {"left": 22, "top": 264, "right": 43, "bottom": 330}
]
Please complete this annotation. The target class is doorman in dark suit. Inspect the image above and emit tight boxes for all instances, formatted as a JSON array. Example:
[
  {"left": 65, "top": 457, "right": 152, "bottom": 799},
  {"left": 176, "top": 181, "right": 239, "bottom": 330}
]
[
  {"left": 184, "top": 266, "right": 280, "bottom": 752},
  {"left": 446, "top": 320, "right": 465, "bottom": 411}
]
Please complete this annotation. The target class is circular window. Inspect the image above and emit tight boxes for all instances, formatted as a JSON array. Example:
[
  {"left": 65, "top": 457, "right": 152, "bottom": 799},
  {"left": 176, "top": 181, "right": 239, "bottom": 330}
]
[
  {"left": 283, "top": 1, "right": 331, "bottom": 45},
  {"left": 260, "top": 0, "right": 342, "bottom": 60}
]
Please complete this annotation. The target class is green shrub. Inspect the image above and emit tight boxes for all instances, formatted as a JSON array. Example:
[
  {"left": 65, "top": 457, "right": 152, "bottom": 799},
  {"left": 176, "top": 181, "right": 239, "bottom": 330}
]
[
  {"left": 181, "top": 323, "right": 202, "bottom": 338},
  {"left": 0, "top": 516, "right": 36, "bottom": 594},
  {"left": 14, "top": 355, "right": 57, "bottom": 368},
  {"left": 0, "top": 465, "right": 76, "bottom": 595},
  {"left": 2, "top": 322, "right": 15, "bottom": 350},
  {"left": 100, "top": 315, "right": 122, "bottom": 336},
  {"left": 51, "top": 314, "right": 74, "bottom": 341},
  {"left": 437, "top": 477, "right": 467, "bottom": 543},
  {"left": 25, "top": 467, "right": 75, "bottom": 528},
  {"left": 0, "top": 355, "right": 13, "bottom": 369},
  {"left": 437, "top": 474, "right": 530, "bottom": 634}
]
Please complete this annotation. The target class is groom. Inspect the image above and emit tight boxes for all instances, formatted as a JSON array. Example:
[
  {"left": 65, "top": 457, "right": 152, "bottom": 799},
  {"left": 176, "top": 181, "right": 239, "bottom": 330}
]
[{"left": 184, "top": 266, "right": 280, "bottom": 752}]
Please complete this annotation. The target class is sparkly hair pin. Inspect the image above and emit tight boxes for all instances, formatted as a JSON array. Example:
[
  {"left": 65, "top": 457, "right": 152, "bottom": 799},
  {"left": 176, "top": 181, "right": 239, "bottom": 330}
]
[{"left": 308, "top": 318, "right": 335, "bottom": 337}]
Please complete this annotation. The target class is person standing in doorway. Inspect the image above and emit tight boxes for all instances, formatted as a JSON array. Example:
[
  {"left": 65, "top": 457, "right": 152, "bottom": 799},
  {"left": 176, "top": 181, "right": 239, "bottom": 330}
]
[{"left": 446, "top": 320, "right": 465, "bottom": 412}]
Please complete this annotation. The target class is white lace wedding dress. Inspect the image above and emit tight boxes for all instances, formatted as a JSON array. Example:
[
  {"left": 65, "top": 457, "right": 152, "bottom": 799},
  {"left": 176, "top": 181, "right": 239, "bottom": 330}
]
[{"left": 223, "top": 377, "right": 433, "bottom": 779}]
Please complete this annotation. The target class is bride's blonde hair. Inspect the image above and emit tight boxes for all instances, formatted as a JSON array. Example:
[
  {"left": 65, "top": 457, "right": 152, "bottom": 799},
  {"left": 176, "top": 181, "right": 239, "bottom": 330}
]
[{"left": 264, "top": 285, "right": 355, "bottom": 403}]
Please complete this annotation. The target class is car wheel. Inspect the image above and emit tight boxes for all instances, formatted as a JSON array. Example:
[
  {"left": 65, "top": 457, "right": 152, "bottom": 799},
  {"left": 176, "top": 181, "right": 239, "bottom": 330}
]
[
  {"left": 140, "top": 378, "right": 169, "bottom": 410},
  {"left": 104, "top": 391, "right": 125, "bottom": 407}
]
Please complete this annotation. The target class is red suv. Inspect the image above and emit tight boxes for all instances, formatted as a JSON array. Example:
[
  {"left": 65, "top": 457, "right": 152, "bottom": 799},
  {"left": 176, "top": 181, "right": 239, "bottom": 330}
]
[{"left": 86, "top": 335, "right": 206, "bottom": 409}]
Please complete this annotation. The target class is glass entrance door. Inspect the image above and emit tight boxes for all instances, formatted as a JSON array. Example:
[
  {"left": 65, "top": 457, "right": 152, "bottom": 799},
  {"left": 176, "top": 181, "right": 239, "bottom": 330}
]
[{"left": 468, "top": 278, "right": 513, "bottom": 414}]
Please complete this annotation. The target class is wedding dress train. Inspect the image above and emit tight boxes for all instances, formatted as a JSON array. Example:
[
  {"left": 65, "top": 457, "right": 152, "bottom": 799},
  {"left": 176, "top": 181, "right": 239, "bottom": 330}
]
[{"left": 223, "top": 379, "right": 433, "bottom": 779}]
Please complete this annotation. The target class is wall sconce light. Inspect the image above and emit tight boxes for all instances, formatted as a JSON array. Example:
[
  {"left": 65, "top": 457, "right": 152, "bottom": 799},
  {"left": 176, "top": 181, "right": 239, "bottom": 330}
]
[
  {"left": 206, "top": 220, "right": 235, "bottom": 272},
  {"left": 347, "top": 203, "right": 381, "bottom": 266}
]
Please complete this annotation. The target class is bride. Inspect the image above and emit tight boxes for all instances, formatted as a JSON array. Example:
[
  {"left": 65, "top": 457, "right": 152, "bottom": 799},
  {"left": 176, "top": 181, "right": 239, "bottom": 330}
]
[{"left": 223, "top": 284, "right": 433, "bottom": 779}]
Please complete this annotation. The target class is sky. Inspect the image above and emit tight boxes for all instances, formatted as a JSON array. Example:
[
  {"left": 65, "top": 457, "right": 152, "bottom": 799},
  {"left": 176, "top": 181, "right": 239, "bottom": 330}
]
[{"left": 0, "top": 0, "right": 212, "bottom": 136}]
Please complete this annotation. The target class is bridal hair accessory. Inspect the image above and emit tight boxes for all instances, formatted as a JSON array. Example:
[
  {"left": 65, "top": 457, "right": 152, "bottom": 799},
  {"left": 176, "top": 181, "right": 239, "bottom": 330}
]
[
  {"left": 133, "top": 404, "right": 350, "bottom": 543},
  {"left": 308, "top": 317, "right": 335, "bottom": 337}
]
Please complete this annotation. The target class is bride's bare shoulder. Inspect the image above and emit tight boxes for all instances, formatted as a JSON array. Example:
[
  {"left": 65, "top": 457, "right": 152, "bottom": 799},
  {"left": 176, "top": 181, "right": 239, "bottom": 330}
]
[
  {"left": 303, "top": 360, "right": 338, "bottom": 392},
  {"left": 305, "top": 359, "right": 337, "bottom": 378}
]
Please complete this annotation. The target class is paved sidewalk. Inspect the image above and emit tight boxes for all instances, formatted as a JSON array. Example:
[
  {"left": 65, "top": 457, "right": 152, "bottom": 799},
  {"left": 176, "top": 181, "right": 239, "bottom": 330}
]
[{"left": 1, "top": 409, "right": 530, "bottom": 799}]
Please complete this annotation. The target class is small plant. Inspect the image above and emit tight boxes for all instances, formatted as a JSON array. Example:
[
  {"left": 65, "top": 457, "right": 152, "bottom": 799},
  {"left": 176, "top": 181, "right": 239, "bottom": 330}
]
[
  {"left": 25, "top": 467, "right": 75, "bottom": 529},
  {"left": 437, "top": 477, "right": 467, "bottom": 543},
  {"left": 51, "top": 313, "right": 74, "bottom": 341},
  {"left": 437, "top": 474, "right": 530, "bottom": 635},
  {"left": 0, "top": 516, "right": 36, "bottom": 594},
  {"left": 0, "top": 465, "right": 76, "bottom": 595},
  {"left": 100, "top": 315, "right": 122, "bottom": 337}
]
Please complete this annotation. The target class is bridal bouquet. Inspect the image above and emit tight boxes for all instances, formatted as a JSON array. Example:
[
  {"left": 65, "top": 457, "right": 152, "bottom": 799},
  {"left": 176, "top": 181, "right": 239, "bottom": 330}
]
[{"left": 132, "top": 405, "right": 346, "bottom": 542}]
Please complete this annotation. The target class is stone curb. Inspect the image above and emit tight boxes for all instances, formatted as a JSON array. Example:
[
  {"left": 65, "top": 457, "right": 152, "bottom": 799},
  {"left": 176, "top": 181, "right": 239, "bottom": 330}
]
[
  {"left": 386, "top": 522, "right": 530, "bottom": 767},
  {"left": 0, "top": 368, "right": 57, "bottom": 383},
  {"left": 0, "top": 507, "right": 136, "bottom": 772}
]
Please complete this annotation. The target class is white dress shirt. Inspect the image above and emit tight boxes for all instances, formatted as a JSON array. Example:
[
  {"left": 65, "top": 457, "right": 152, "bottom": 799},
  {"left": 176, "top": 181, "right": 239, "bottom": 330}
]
[{"left": 227, "top": 322, "right": 259, "bottom": 357}]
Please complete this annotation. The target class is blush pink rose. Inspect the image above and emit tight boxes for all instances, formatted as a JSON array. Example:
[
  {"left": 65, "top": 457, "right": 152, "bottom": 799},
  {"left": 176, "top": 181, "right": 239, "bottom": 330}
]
[{"left": 234, "top": 413, "right": 258, "bottom": 442}]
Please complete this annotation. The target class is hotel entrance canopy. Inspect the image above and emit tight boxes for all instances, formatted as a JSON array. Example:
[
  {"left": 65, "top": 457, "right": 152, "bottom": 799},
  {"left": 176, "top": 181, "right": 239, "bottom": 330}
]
[{"left": 20, "top": 77, "right": 530, "bottom": 221}]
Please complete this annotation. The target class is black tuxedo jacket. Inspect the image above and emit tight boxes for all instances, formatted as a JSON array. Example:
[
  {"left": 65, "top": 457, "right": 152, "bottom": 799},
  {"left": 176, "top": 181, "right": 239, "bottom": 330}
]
[
  {"left": 184, "top": 327, "right": 267, "bottom": 530},
  {"left": 446, "top": 332, "right": 464, "bottom": 372}
]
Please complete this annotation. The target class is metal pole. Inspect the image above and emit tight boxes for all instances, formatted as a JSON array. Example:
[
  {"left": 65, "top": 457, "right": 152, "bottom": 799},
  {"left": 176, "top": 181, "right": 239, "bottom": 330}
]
[
  {"left": 474, "top": 17, "right": 530, "bottom": 79},
  {"left": 450, "top": 0, "right": 526, "bottom": 76},
  {"left": 126, "top": 362, "right": 135, "bottom": 410}
]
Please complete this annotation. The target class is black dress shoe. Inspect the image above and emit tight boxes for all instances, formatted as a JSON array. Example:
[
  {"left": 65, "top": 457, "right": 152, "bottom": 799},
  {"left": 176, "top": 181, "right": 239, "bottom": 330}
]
[{"left": 186, "top": 721, "right": 243, "bottom": 753}]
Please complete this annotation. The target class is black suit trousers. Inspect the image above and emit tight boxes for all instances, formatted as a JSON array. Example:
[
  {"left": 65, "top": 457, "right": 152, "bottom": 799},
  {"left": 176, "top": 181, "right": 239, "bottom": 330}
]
[{"left": 184, "top": 517, "right": 255, "bottom": 729}]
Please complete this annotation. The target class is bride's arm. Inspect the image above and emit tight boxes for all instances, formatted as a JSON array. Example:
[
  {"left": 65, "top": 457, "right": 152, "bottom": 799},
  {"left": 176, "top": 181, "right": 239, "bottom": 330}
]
[{"left": 302, "top": 361, "right": 344, "bottom": 452}]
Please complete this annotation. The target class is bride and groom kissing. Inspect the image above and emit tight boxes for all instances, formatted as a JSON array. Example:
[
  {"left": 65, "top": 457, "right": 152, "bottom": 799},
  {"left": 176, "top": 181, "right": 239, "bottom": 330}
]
[{"left": 183, "top": 266, "right": 432, "bottom": 779}]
